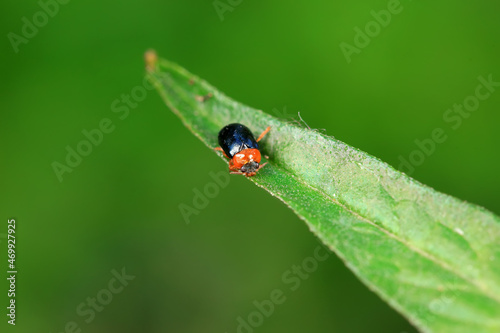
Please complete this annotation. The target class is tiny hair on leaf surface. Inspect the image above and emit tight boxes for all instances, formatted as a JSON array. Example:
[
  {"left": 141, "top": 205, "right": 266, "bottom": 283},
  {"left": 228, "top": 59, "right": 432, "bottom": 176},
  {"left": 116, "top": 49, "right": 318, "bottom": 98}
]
[{"left": 145, "top": 50, "right": 500, "bottom": 333}]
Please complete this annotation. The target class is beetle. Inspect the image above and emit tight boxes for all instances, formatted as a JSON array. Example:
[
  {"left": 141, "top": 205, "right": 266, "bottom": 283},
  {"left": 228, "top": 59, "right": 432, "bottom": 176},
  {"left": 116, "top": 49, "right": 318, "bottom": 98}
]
[{"left": 215, "top": 123, "right": 271, "bottom": 177}]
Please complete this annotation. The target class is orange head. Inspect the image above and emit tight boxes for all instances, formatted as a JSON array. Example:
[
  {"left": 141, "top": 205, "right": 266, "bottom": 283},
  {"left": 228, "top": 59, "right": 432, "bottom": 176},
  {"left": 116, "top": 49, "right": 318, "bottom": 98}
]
[{"left": 229, "top": 148, "right": 262, "bottom": 176}]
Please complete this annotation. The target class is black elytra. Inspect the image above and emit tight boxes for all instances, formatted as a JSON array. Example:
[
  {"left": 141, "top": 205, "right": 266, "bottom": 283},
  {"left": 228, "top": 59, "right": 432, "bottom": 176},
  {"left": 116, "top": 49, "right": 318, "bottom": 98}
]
[{"left": 218, "top": 123, "right": 259, "bottom": 158}]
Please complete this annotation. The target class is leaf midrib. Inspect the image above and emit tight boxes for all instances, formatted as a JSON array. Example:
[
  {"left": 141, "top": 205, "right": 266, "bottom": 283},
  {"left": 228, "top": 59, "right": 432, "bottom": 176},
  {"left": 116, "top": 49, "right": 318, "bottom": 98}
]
[{"left": 276, "top": 162, "right": 500, "bottom": 304}]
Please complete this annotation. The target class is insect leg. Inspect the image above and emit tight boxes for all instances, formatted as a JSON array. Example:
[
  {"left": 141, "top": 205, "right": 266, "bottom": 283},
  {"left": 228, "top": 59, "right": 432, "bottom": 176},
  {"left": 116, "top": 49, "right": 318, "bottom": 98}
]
[
  {"left": 214, "top": 147, "right": 229, "bottom": 158},
  {"left": 256, "top": 126, "right": 271, "bottom": 142}
]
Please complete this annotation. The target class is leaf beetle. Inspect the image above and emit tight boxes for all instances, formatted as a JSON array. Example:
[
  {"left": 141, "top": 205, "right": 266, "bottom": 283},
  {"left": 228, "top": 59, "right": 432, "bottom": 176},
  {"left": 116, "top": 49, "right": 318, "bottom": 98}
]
[{"left": 215, "top": 123, "right": 271, "bottom": 177}]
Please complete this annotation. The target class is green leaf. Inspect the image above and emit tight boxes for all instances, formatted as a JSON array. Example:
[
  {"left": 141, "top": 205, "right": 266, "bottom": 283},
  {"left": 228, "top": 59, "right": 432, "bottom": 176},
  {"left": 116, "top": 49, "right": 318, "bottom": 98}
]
[{"left": 145, "top": 51, "right": 500, "bottom": 333}]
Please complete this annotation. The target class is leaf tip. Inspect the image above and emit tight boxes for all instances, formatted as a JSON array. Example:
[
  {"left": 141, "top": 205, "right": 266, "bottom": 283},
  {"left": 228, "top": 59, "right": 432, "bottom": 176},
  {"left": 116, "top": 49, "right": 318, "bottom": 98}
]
[{"left": 144, "top": 49, "right": 158, "bottom": 72}]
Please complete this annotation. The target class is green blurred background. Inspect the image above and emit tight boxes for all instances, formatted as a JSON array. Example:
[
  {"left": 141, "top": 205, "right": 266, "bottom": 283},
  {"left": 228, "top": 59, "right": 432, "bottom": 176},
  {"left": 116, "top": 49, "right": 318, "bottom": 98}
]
[{"left": 1, "top": 0, "right": 499, "bottom": 332}]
